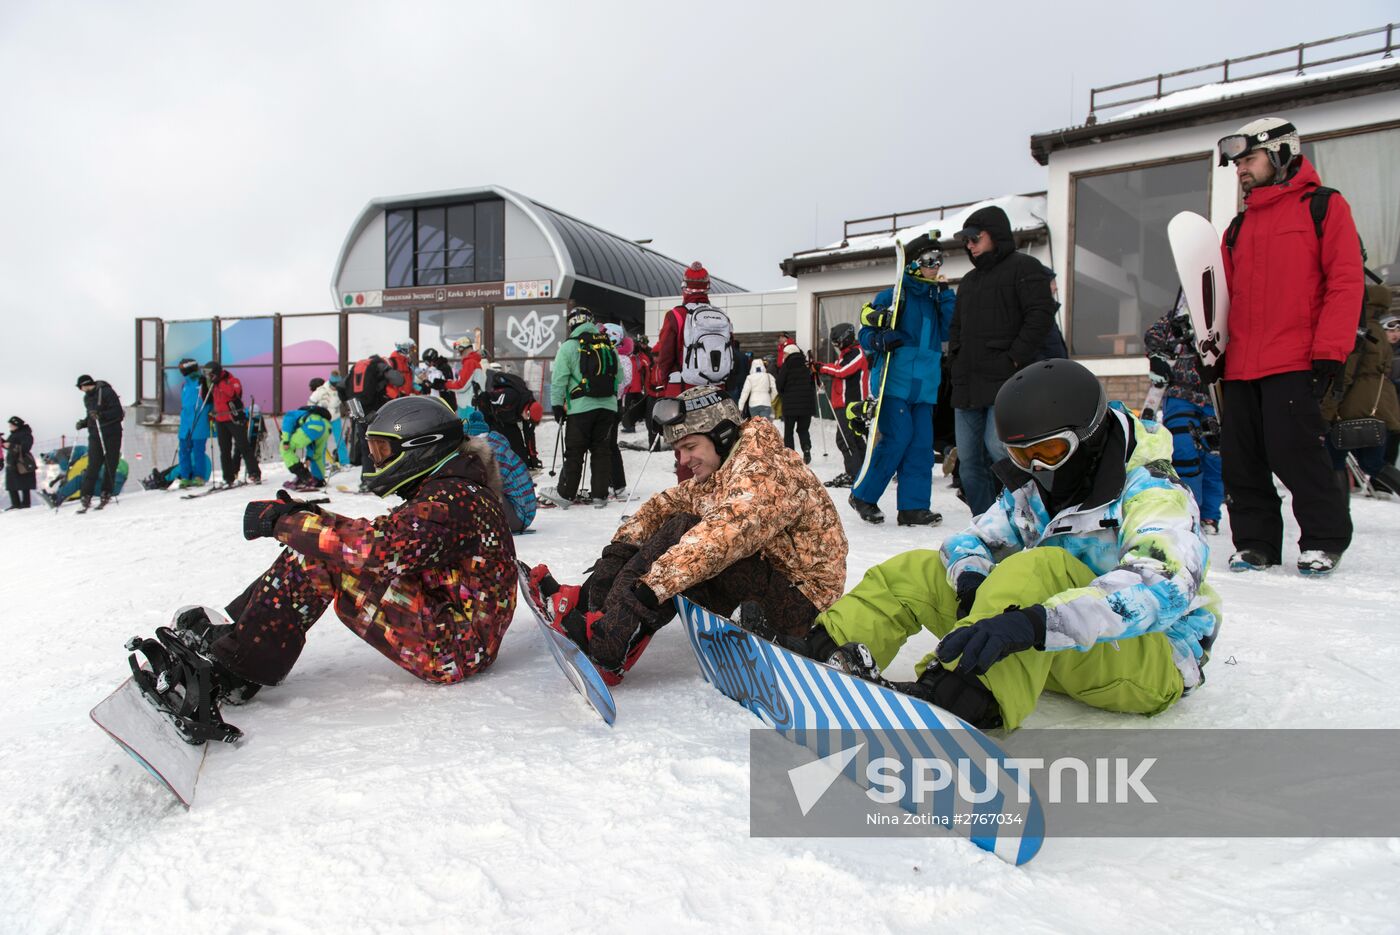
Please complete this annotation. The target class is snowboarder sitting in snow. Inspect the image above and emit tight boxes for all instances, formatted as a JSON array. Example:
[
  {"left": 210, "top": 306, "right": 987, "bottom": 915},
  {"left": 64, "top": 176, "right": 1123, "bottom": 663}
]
[
  {"left": 528, "top": 384, "right": 848, "bottom": 685},
  {"left": 781, "top": 359, "right": 1222, "bottom": 732},
  {"left": 123, "top": 396, "right": 519, "bottom": 741}
]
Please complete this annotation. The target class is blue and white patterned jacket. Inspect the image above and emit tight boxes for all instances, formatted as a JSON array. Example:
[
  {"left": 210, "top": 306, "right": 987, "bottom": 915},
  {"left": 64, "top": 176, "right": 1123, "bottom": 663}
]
[{"left": 941, "top": 403, "right": 1221, "bottom": 690}]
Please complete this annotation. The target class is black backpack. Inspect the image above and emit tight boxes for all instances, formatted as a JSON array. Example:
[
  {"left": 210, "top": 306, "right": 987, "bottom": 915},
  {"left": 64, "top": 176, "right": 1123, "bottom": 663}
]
[{"left": 571, "top": 331, "right": 619, "bottom": 400}]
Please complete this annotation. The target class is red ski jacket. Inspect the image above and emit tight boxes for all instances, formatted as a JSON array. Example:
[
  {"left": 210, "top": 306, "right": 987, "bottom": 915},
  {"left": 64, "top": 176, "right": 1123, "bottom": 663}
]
[
  {"left": 386, "top": 352, "right": 416, "bottom": 399},
  {"left": 445, "top": 351, "right": 483, "bottom": 391},
  {"left": 818, "top": 345, "right": 870, "bottom": 410},
  {"left": 1221, "top": 157, "right": 1365, "bottom": 381},
  {"left": 210, "top": 371, "right": 246, "bottom": 423},
  {"left": 653, "top": 305, "right": 690, "bottom": 398}
]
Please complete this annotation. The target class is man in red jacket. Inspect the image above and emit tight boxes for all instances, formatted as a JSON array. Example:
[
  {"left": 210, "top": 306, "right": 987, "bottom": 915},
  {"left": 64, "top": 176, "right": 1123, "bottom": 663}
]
[
  {"left": 205, "top": 361, "right": 262, "bottom": 486},
  {"left": 1216, "top": 116, "right": 1363, "bottom": 577},
  {"left": 653, "top": 261, "right": 716, "bottom": 480}
]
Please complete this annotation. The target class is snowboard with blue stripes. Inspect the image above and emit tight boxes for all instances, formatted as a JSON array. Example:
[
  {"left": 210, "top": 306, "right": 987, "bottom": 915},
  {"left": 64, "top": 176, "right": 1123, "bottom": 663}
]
[{"left": 677, "top": 595, "right": 1044, "bottom": 865}]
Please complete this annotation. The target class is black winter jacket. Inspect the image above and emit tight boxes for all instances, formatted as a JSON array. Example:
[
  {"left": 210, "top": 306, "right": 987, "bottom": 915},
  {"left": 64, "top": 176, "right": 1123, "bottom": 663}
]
[
  {"left": 5, "top": 423, "right": 36, "bottom": 491},
  {"left": 80, "top": 381, "right": 124, "bottom": 439},
  {"left": 948, "top": 206, "right": 1057, "bottom": 408},
  {"left": 775, "top": 349, "right": 818, "bottom": 420}
]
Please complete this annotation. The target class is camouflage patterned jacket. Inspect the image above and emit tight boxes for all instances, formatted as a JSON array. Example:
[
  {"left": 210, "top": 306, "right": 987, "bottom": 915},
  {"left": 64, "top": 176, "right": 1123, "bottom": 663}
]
[
  {"left": 616, "top": 418, "right": 847, "bottom": 610},
  {"left": 273, "top": 451, "right": 517, "bottom": 683}
]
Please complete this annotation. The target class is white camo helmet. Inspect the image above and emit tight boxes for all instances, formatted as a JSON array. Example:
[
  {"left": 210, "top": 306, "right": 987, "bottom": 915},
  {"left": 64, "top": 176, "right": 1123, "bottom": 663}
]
[{"left": 1218, "top": 116, "right": 1300, "bottom": 171}]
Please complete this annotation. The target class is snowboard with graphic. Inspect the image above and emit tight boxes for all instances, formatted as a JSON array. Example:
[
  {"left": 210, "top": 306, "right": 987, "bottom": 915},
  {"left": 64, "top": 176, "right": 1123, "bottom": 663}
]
[
  {"left": 1167, "top": 211, "right": 1230, "bottom": 372},
  {"left": 515, "top": 561, "right": 617, "bottom": 725},
  {"left": 677, "top": 595, "right": 1045, "bottom": 865}
]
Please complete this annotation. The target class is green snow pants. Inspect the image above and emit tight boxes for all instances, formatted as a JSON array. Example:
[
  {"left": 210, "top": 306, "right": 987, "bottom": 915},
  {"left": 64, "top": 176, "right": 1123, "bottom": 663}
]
[
  {"left": 281, "top": 428, "right": 328, "bottom": 480},
  {"left": 816, "top": 547, "right": 1184, "bottom": 730}
]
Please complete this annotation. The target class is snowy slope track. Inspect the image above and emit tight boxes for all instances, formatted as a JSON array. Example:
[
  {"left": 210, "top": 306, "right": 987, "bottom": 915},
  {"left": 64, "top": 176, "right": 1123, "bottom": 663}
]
[{"left": 2, "top": 443, "right": 1398, "bottom": 933}]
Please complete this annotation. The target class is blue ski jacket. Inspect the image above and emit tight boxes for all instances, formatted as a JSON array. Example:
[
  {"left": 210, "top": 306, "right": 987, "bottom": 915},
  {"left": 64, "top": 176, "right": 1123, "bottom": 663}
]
[
  {"left": 179, "top": 374, "right": 212, "bottom": 441},
  {"left": 858, "top": 274, "right": 955, "bottom": 406}
]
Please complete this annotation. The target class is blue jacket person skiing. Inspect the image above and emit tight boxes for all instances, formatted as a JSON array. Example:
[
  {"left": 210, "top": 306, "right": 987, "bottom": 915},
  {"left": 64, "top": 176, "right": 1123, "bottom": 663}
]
[{"left": 849, "top": 232, "right": 956, "bottom": 526}]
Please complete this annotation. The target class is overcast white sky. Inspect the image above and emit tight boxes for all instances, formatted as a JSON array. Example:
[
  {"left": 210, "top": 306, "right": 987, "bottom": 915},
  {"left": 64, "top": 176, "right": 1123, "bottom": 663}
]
[{"left": 0, "top": 0, "right": 1391, "bottom": 438}]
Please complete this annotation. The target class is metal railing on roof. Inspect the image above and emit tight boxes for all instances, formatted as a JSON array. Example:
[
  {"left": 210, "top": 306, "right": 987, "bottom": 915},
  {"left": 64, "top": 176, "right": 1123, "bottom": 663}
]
[
  {"left": 813, "top": 191, "right": 1047, "bottom": 253},
  {"left": 1085, "top": 22, "right": 1396, "bottom": 125}
]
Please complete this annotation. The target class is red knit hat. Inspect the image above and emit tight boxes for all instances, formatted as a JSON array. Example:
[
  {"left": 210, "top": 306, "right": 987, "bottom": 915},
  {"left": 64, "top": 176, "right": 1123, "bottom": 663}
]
[{"left": 682, "top": 261, "right": 710, "bottom": 301}]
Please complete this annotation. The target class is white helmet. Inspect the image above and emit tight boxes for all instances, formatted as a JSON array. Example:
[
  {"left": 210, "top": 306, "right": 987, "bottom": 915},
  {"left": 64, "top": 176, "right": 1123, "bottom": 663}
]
[
  {"left": 1217, "top": 116, "right": 1300, "bottom": 171},
  {"left": 394, "top": 338, "right": 417, "bottom": 355},
  {"left": 450, "top": 336, "right": 474, "bottom": 353}
]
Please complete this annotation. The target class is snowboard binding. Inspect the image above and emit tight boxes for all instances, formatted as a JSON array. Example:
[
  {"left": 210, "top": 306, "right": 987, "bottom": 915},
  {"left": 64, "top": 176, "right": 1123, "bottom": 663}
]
[{"left": 126, "top": 626, "right": 243, "bottom": 746}]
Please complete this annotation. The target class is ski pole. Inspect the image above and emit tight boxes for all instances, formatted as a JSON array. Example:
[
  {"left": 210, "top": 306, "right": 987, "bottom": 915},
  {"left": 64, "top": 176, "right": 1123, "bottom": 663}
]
[
  {"left": 620, "top": 438, "right": 657, "bottom": 513},
  {"left": 548, "top": 418, "right": 564, "bottom": 478}
]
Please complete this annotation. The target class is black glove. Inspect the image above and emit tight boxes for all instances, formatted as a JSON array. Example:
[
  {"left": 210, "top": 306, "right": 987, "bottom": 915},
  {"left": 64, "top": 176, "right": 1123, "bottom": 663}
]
[
  {"left": 552, "top": 405, "right": 567, "bottom": 423},
  {"left": 859, "top": 303, "right": 891, "bottom": 330},
  {"left": 869, "top": 331, "right": 904, "bottom": 353},
  {"left": 76, "top": 418, "right": 88, "bottom": 430},
  {"left": 955, "top": 571, "right": 986, "bottom": 620},
  {"left": 1148, "top": 356, "right": 1172, "bottom": 387},
  {"left": 1310, "top": 359, "right": 1343, "bottom": 400},
  {"left": 585, "top": 541, "right": 642, "bottom": 609},
  {"left": 618, "top": 579, "right": 663, "bottom": 624},
  {"left": 385, "top": 369, "right": 405, "bottom": 387},
  {"left": 242, "top": 489, "right": 321, "bottom": 541},
  {"left": 936, "top": 605, "right": 1046, "bottom": 676}
]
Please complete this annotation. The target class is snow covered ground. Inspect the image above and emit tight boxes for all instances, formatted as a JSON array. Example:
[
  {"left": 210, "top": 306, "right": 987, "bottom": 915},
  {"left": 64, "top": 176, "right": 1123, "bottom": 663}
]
[{"left": 3, "top": 421, "right": 1399, "bottom": 934}]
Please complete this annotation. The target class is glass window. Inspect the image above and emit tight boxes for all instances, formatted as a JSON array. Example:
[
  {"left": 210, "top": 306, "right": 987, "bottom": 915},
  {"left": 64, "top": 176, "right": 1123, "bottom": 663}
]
[
  {"left": 346, "top": 310, "right": 410, "bottom": 362},
  {"left": 1303, "top": 126, "right": 1400, "bottom": 285},
  {"left": 1069, "top": 157, "right": 1209, "bottom": 356},
  {"left": 220, "top": 318, "right": 275, "bottom": 410},
  {"left": 815, "top": 291, "right": 877, "bottom": 369},
  {"left": 163, "top": 320, "right": 217, "bottom": 414},
  {"left": 491, "top": 358, "right": 555, "bottom": 410},
  {"left": 446, "top": 204, "right": 476, "bottom": 284},
  {"left": 416, "top": 207, "right": 446, "bottom": 286},
  {"left": 476, "top": 199, "right": 505, "bottom": 282},
  {"left": 493, "top": 302, "right": 568, "bottom": 360},
  {"left": 386, "top": 209, "right": 413, "bottom": 289},
  {"left": 281, "top": 314, "right": 340, "bottom": 409}
]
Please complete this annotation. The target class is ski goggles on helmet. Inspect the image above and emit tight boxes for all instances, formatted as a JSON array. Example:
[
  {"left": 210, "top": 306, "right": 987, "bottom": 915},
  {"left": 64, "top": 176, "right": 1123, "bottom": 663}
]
[
  {"left": 911, "top": 250, "right": 943, "bottom": 271},
  {"left": 366, "top": 435, "right": 399, "bottom": 469},
  {"left": 1004, "top": 428, "right": 1081, "bottom": 472},
  {"left": 1216, "top": 122, "right": 1296, "bottom": 166},
  {"left": 650, "top": 389, "right": 727, "bottom": 429}
]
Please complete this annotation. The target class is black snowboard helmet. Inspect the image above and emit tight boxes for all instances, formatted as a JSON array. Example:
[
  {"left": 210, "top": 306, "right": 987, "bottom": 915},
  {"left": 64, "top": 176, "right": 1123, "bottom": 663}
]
[
  {"left": 995, "top": 359, "right": 1108, "bottom": 493},
  {"left": 829, "top": 322, "right": 856, "bottom": 349},
  {"left": 362, "top": 396, "right": 464, "bottom": 498},
  {"left": 178, "top": 358, "right": 200, "bottom": 377}
]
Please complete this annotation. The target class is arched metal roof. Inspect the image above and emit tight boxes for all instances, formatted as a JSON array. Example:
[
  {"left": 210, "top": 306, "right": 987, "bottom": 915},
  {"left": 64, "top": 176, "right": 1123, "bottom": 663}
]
[{"left": 330, "top": 185, "right": 745, "bottom": 303}]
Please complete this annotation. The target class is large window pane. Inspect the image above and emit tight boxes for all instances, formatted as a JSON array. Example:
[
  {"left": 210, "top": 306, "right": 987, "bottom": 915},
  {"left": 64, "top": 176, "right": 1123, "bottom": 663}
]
[
  {"left": 1070, "top": 158, "right": 1208, "bottom": 356},
  {"left": 416, "top": 207, "right": 446, "bottom": 285},
  {"left": 386, "top": 209, "right": 413, "bottom": 288},
  {"left": 446, "top": 203, "right": 476, "bottom": 284},
  {"left": 347, "top": 310, "right": 410, "bottom": 363},
  {"left": 476, "top": 199, "right": 505, "bottom": 282},
  {"left": 1303, "top": 127, "right": 1400, "bottom": 285},
  {"left": 815, "top": 291, "right": 877, "bottom": 372},
  {"left": 163, "top": 320, "right": 216, "bottom": 414},
  {"left": 221, "top": 318, "right": 275, "bottom": 410}
]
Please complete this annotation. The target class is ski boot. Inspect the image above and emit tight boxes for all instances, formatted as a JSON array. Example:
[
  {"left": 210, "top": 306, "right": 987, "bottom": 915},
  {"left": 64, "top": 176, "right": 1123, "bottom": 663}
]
[
  {"left": 169, "top": 606, "right": 262, "bottom": 705},
  {"left": 848, "top": 494, "right": 884, "bottom": 525},
  {"left": 823, "top": 472, "right": 853, "bottom": 489},
  {"left": 537, "top": 486, "right": 573, "bottom": 510},
  {"left": 896, "top": 509, "right": 942, "bottom": 527},
  {"left": 95, "top": 494, "right": 113, "bottom": 510},
  {"left": 125, "top": 626, "right": 244, "bottom": 745},
  {"left": 1200, "top": 519, "right": 1219, "bottom": 536},
  {"left": 1228, "top": 550, "right": 1276, "bottom": 572},
  {"left": 76, "top": 496, "right": 93, "bottom": 514},
  {"left": 1296, "top": 550, "right": 1342, "bottom": 577}
]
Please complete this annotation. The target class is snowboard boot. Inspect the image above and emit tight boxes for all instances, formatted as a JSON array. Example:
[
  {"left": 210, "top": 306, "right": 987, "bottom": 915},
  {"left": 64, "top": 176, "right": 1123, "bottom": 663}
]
[
  {"left": 896, "top": 509, "right": 943, "bottom": 527},
  {"left": 1200, "top": 519, "right": 1219, "bottom": 536},
  {"left": 848, "top": 494, "right": 884, "bottom": 525},
  {"left": 803, "top": 449, "right": 812, "bottom": 465},
  {"left": 1228, "top": 549, "right": 1276, "bottom": 572},
  {"left": 896, "top": 664, "right": 1003, "bottom": 731},
  {"left": 1296, "top": 550, "right": 1342, "bottom": 577},
  {"left": 824, "top": 473, "right": 853, "bottom": 488},
  {"left": 825, "top": 641, "right": 889, "bottom": 686},
  {"left": 1372, "top": 464, "right": 1400, "bottom": 496},
  {"left": 170, "top": 606, "right": 263, "bottom": 705},
  {"left": 125, "top": 626, "right": 244, "bottom": 745}
]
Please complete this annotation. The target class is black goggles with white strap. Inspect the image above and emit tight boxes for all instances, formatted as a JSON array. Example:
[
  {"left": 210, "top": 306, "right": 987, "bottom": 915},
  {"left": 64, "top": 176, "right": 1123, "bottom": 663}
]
[{"left": 1217, "top": 122, "right": 1296, "bottom": 166}]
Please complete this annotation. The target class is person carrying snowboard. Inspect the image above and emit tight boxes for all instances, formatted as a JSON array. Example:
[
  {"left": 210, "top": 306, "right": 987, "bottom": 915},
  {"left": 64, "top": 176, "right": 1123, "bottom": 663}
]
[
  {"left": 120, "top": 395, "right": 518, "bottom": 744},
  {"left": 779, "top": 359, "right": 1221, "bottom": 732},
  {"left": 849, "top": 233, "right": 955, "bottom": 526},
  {"left": 1215, "top": 115, "right": 1362, "bottom": 576},
  {"left": 527, "top": 385, "right": 847, "bottom": 685}
]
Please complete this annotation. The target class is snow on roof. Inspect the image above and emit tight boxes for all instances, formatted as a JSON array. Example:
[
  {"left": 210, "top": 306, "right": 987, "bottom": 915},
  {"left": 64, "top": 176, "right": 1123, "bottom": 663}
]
[
  {"left": 791, "top": 193, "right": 1048, "bottom": 264},
  {"left": 1101, "top": 56, "right": 1400, "bottom": 123}
]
